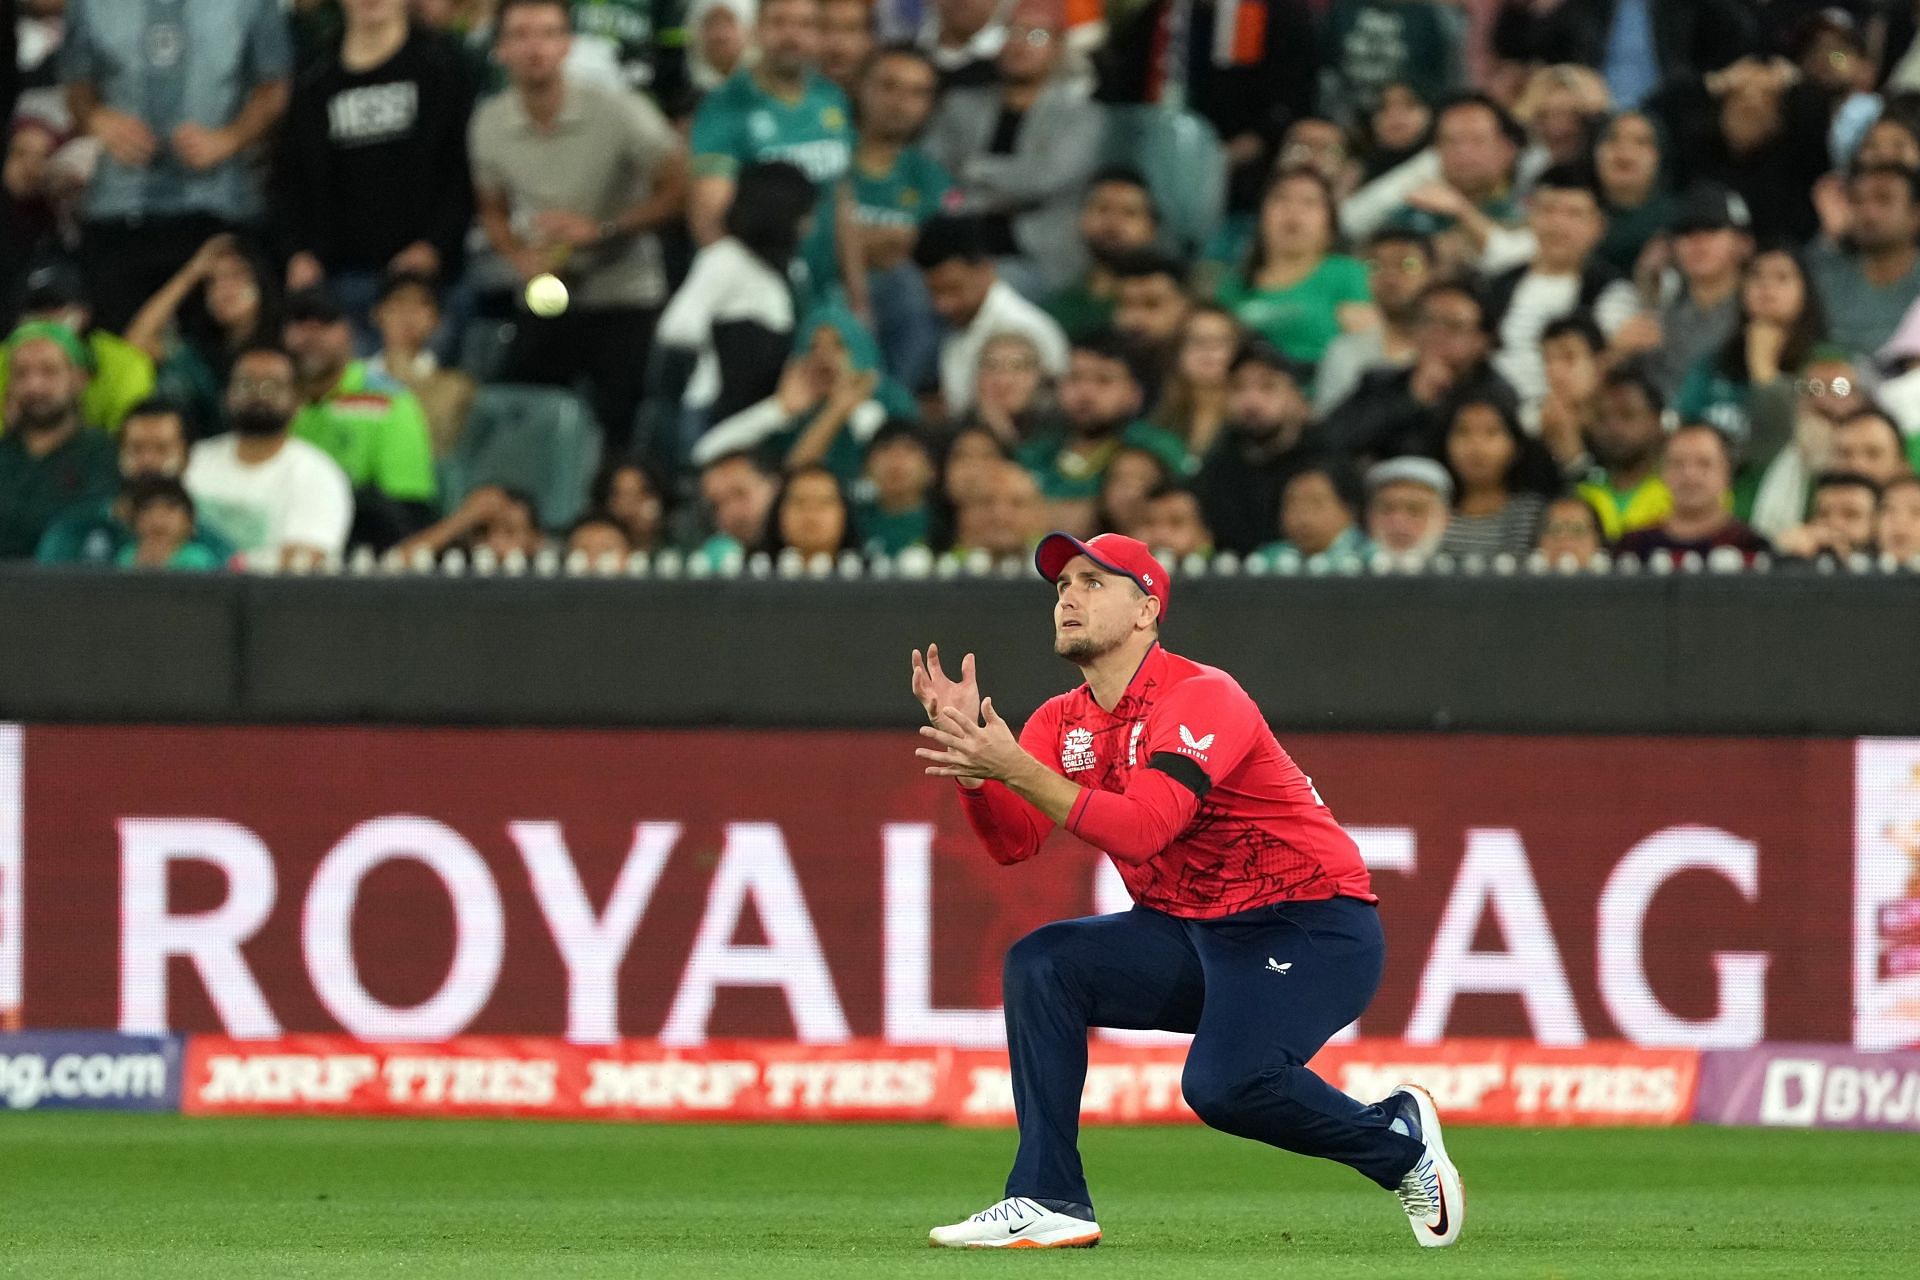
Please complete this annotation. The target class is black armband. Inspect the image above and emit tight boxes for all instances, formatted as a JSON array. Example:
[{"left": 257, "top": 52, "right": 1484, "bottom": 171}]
[{"left": 1147, "top": 751, "right": 1212, "bottom": 800}]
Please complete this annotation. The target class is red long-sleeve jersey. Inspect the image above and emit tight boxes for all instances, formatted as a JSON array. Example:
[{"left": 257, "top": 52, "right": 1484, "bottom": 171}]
[{"left": 958, "top": 643, "right": 1374, "bottom": 918}]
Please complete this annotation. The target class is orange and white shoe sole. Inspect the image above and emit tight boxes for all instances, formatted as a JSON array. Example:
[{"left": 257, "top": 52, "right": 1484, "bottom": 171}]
[{"left": 932, "top": 1231, "right": 1102, "bottom": 1250}]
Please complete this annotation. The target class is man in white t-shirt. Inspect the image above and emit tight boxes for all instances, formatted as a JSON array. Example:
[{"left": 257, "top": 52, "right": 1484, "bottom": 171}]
[
  {"left": 914, "top": 213, "right": 1068, "bottom": 416},
  {"left": 1476, "top": 165, "right": 1639, "bottom": 411},
  {"left": 186, "top": 345, "right": 354, "bottom": 571}
]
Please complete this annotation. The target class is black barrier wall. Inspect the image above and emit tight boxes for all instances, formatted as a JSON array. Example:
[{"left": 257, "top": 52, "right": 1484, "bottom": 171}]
[{"left": 3, "top": 568, "right": 1918, "bottom": 733}]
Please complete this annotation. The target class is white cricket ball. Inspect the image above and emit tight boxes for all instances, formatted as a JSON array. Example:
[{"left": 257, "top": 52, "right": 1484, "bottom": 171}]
[{"left": 526, "top": 273, "right": 570, "bottom": 318}]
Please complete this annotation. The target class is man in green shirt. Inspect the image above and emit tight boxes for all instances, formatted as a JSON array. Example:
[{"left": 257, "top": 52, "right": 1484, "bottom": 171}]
[
  {"left": 688, "top": 0, "right": 863, "bottom": 311},
  {"left": 0, "top": 264, "right": 156, "bottom": 432},
  {"left": 282, "top": 287, "right": 438, "bottom": 547},
  {"left": 855, "top": 421, "right": 937, "bottom": 554},
  {"left": 851, "top": 44, "right": 950, "bottom": 390},
  {"left": 1045, "top": 169, "right": 1161, "bottom": 342},
  {"left": 36, "top": 397, "right": 235, "bottom": 566},
  {"left": 1017, "top": 330, "right": 1190, "bottom": 532},
  {"left": 0, "top": 325, "right": 119, "bottom": 558},
  {"left": 571, "top": 0, "right": 688, "bottom": 99}
]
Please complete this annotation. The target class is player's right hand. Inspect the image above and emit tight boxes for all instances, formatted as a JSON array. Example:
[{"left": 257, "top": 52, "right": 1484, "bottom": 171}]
[{"left": 910, "top": 644, "right": 981, "bottom": 727}]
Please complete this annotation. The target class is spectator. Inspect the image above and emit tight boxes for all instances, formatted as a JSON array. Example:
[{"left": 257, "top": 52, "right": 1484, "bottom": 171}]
[
  {"left": 1097, "top": 0, "right": 1320, "bottom": 217},
  {"left": 1365, "top": 454, "right": 1452, "bottom": 561},
  {"left": 1577, "top": 365, "right": 1673, "bottom": 540},
  {"left": 1536, "top": 491, "right": 1606, "bottom": 564},
  {"left": 914, "top": 214, "right": 1068, "bottom": 418},
  {"left": 1315, "top": 229, "right": 1433, "bottom": 415},
  {"left": 923, "top": 0, "right": 1104, "bottom": 298},
  {"left": 1535, "top": 312, "right": 1604, "bottom": 471},
  {"left": 1808, "top": 165, "right": 1920, "bottom": 360},
  {"left": 764, "top": 461, "right": 859, "bottom": 557},
  {"left": 947, "top": 455, "right": 1046, "bottom": 558},
  {"left": 282, "top": 287, "right": 436, "bottom": 547},
  {"left": 1479, "top": 164, "right": 1639, "bottom": 409},
  {"left": 1016, "top": 330, "right": 1188, "bottom": 533},
  {"left": 368, "top": 273, "right": 476, "bottom": 459},
  {"left": 1677, "top": 246, "right": 1827, "bottom": 453},
  {"left": 1611, "top": 182, "right": 1751, "bottom": 402},
  {"left": 820, "top": 0, "right": 875, "bottom": 93},
  {"left": 395, "top": 483, "right": 549, "bottom": 563},
  {"left": 689, "top": 0, "right": 860, "bottom": 310},
  {"left": 957, "top": 331, "right": 1049, "bottom": 446},
  {"left": 1660, "top": 55, "right": 1831, "bottom": 246},
  {"left": 1873, "top": 301, "right": 1920, "bottom": 443},
  {"left": 0, "top": 323, "right": 117, "bottom": 557},
  {"left": 277, "top": 0, "right": 476, "bottom": 350},
  {"left": 474, "top": 0, "right": 689, "bottom": 454},
  {"left": 919, "top": 0, "right": 1007, "bottom": 90},
  {"left": 1358, "top": 81, "right": 1434, "bottom": 182},
  {"left": 124, "top": 234, "right": 281, "bottom": 436},
  {"left": 565, "top": 509, "right": 634, "bottom": 564},
  {"left": 1830, "top": 409, "right": 1914, "bottom": 489},
  {"left": 690, "top": 303, "right": 912, "bottom": 482},
  {"left": 1342, "top": 93, "right": 1523, "bottom": 262},
  {"left": 1194, "top": 342, "right": 1319, "bottom": 556},
  {"left": 1510, "top": 63, "right": 1610, "bottom": 184},
  {"left": 0, "top": 261, "right": 156, "bottom": 432},
  {"left": 849, "top": 45, "right": 950, "bottom": 393},
  {"left": 1258, "top": 459, "right": 1369, "bottom": 567},
  {"left": 36, "top": 398, "right": 233, "bottom": 566},
  {"left": 686, "top": 0, "right": 755, "bottom": 97},
  {"left": 1592, "top": 109, "right": 1676, "bottom": 276},
  {"left": 1320, "top": 0, "right": 1467, "bottom": 132},
  {"left": 694, "top": 448, "right": 778, "bottom": 563},
  {"left": 1093, "top": 443, "right": 1172, "bottom": 538},
  {"left": 184, "top": 343, "right": 354, "bottom": 570},
  {"left": 656, "top": 161, "right": 813, "bottom": 436},
  {"left": 1138, "top": 482, "right": 1213, "bottom": 560},
  {"left": 1151, "top": 304, "right": 1241, "bottom": 456},
  {"left": 567, "top": 0, "right": 691, "bottom": 100},
  {"left": 1616, "top": 422, "right": 1768, "bottom": 560},
  {"left": 1, "top": 117, "right": 69, "bottom": 289},
  {"left": 1044, "top": 169, "right": 1161, "bottom": 342},
  {"left": 1322, "top": 278, "right": 1518, "bottom": 462},
  {"left": 855, "top": 421, "right": 938, "bottom": 553},
  {"left": 1775, "top": 470, "right": 1880, "bottom": 559},
  {"left": 117, "top": 475, "right": 222, "bottom": 570},
  {"left": 588, "top": 457, "right": 669, "bottom": 553},
  {"left": 1109, "top": 248, "right": 1193, "bottom": 403},
  {"left": 941, "top": 423, "right": 1015, "bottom": 510},
  {"left": 1218, "top": 167, "right": 1376, "bottom": 369},
  {"left": 1747, "top": 350, "right": 1865, "bottom": 542},
  {"left": 62, "top": 0, "right": 293, "bottom": 332},
  {"left": 1273, "top": 117, "right": 1360, "bottom": 200},
  {"left": 1878, "top": 474, "right": 1920, "bottom": 563},
  {"left": 1435, "top": 394, "right": 1557, "bottom": 556},
  {"left": 1491, "top": 0, "right": 1755, "bottom": 108}
]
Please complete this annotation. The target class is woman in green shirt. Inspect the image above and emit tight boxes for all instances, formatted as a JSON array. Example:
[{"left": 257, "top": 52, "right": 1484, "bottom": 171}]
[
  {"left": 1216, "top": 168, "right": 1377, "bottom": 369},
  {"left": 1593, "top": 110, "right": 1678, "bottom": 278}
]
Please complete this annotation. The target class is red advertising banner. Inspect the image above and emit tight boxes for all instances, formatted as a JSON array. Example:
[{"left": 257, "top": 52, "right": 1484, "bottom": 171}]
[
  {"left": 4, "top": 725, "right": 1865, "bottom": 1048},
  {"left": 181, "top": 1035, "right": 1698, "bottom": 1127}
]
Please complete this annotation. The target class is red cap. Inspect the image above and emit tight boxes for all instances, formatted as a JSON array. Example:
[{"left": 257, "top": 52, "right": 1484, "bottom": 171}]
[{"left": 1034, "top": 532, "right": 1171, "bottom": 620}]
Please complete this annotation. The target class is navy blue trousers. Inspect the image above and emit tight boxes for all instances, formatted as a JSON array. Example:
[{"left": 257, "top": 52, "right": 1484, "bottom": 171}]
[{"left": 1002, "top": 896, "right": 1425, "bottom": 1209}]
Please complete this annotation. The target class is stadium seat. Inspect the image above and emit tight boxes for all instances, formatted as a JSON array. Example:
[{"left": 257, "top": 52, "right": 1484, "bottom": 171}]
[
  {"left": 457, "top": 318, "right": 518, "bottom": 383},
  {"left": 439, "top": 385, "right": 602, "bottom": 530},
  {"left": 1101, "top": 105, "right": 1229, "bottom": 258}
]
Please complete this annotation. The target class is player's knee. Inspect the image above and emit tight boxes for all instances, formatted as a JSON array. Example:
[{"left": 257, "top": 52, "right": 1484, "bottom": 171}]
[
  {"left": 1180, "top": 1059, "right": 1255, "bottom": 1133},
  {"left": 1002, "top": 922, "right": 1079, "bottom": 1001}
]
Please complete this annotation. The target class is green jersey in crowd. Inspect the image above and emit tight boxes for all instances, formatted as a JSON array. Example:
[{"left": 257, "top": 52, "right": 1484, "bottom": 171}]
[
  {"left": 292, "top": 361, "right": 437, "bottom": 504},
  {"left": 850, "top": 147, "right": 950, "bottom": 236},
  {"left": 1018, "top": 420, "right": 1192, "bottom": 501}
]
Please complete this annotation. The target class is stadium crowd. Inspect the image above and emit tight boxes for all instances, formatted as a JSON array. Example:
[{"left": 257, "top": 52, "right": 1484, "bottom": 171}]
[{"left": 5, "top": 0, "right": 1920, "bottom": 574}]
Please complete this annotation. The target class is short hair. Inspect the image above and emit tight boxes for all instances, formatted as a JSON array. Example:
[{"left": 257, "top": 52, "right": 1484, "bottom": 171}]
[
  {"left": 1436, "top": 91, "right": 1526, "bottom": 150},
  {"left": 377, "top": 271, "right": 441, "bottom": 306},
  {"left": 1415, "top": 279, "right": 1491, "bottom": 333},
  {"left": 1145, "top": 481, "right": 1201, "bottom": 507},
  {"left": 1847, "top": 162, "right": 1920, "bottom": 203},
  {"left": 231, "top": 341, "right": 293, "bottom": 368},
  {"left": 1814, "top": 470, "right": 1882, "bottom": 502},
  {"left": 1881, "top": 473, "right": 1920, "bottom": 503},
  {"left": 1542, "top": 312, "right": 1605, "bottom": 353},
  {"left": 1229, "top": 339, "right": 1309, "bottom": 383},
  {"left": 1364, "top": 228, "right": 1434, "bottom": 260},
  {"left": 726, "top": 162, "right": 818, "bottom": 269},
  {"left": 1601, "top": 363, "right": 1665, "bottom": 415},
  {"left": 865, "top": 419, "right": 934, "bottom": 458},
  {"left": 913, "top": 214, "right": 992, "bottom": 270},
  {"left": 1069, "top": 327, "right": 1143, "bottom": 380},
  {"left": 1108, "top": 247, "right": 1189, "bottom": 286},
  {"left": 1532, "top": 163, "right": 1602, "bottom": 203},
  {"left": 861, "top": 41, "right": 935, "bottom": 83},
  {"left": 1668, "top": 421, "right": 1734, "bottom": 465},
  {"left": 121, "top": 396, "right": 188, "bottom": 427},
  {"left": 567, "top": 509, "right": 633, "bottom": 547},
  {"left": 1085, "top": 166, "right": 1159, "bottom": 222},
  {"left": 494, "top": 0, "right": 569, "bottom": 35},
  {"left": 1835, "top": 407, "right": 1907, "bottom": 451},
  {"left": 122, "top": 474, "right": 195, "bottom": 519},
  {"left": 701, "top": 448, "right": 775, "bottom": 479},
  {"left": 1285, "top": 456, "right": 1364, "bottom": 516},
  {"left": 1544, "top": 492, "right": 1608, "bottom": 545}
]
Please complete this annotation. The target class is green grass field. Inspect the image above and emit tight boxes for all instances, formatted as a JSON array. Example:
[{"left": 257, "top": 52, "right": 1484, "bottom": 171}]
[{"left": 1, "top": 1116, "right": 1915, "bottom": 1278}]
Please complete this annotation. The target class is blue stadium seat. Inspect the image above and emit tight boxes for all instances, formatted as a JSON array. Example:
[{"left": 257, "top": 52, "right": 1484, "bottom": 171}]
[
  {"left": 1101, "top": 105, "right": 1229, "bottom": 258},
  {"left": 439, "top": 384, "right": 602, "bottom": 530}
]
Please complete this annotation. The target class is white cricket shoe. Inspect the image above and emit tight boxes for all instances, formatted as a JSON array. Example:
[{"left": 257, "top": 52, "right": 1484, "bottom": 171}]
[
  {"left": 928, "top": 1197, "right": 1102, "bottom": 1249},
  {"left": 1388, "top": 1083, "right": 1465, "bottom": 1248}
]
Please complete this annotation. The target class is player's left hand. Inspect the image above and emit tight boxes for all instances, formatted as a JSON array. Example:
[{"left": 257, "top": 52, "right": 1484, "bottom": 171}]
[{"left": 916, "top": 699, "right": 1024, "bottom": 783}]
